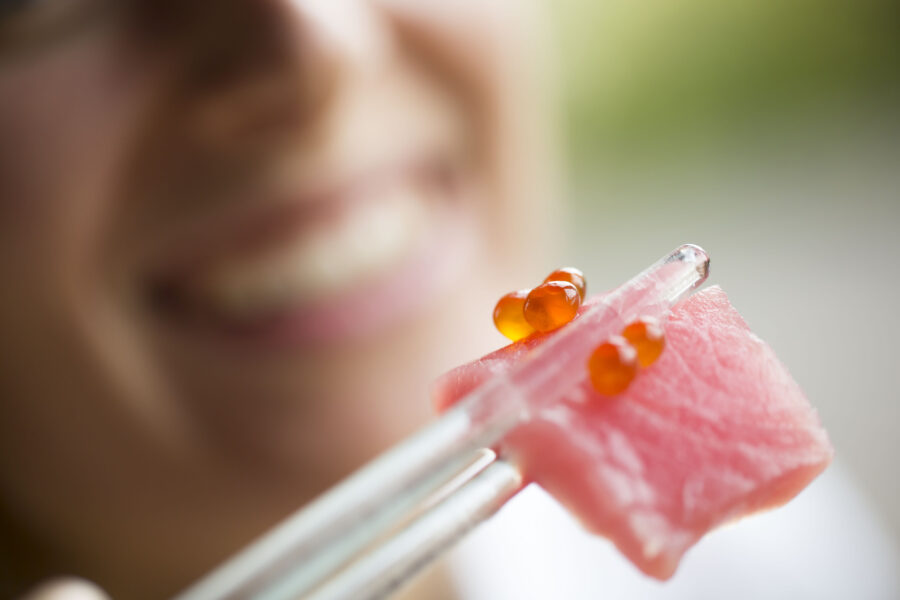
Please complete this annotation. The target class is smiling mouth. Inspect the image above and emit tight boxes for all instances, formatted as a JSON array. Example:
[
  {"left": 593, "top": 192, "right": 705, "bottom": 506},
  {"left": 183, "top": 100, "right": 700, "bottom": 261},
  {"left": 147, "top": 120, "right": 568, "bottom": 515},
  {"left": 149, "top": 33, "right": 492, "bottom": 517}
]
[{"left": 146, "top": 157, "right": 476, "bottom": 348}]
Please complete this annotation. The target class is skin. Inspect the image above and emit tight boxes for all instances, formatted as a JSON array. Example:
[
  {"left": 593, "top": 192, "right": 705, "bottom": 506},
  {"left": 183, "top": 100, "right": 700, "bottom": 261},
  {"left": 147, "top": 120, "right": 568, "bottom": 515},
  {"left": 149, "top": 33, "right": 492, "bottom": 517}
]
[{"left": 0, "top": 0, "right": 557, "bottom": 598}]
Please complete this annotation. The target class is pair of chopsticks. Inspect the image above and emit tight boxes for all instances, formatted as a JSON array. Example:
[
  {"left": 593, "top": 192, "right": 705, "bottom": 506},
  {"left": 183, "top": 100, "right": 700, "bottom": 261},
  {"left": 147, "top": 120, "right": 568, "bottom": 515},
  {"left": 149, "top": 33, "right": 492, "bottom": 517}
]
[
  {"left": 173, "top": 244, "right": 710, "bottom": 600},
  {"left": 174, "top": 409, "right": 524, "bottom": 600}
]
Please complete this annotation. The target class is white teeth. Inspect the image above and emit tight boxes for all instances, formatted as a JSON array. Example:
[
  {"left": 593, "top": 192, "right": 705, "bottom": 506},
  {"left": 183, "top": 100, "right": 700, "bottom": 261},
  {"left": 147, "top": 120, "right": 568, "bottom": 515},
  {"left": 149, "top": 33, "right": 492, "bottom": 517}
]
[{"left": 194, "top": 184, "right": 428, "bottom": 319}]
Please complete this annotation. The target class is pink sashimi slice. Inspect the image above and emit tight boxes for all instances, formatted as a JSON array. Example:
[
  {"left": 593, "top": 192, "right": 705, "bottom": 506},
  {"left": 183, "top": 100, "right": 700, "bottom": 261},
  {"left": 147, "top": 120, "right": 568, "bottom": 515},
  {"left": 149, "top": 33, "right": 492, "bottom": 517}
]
[{"left": 433, "top": 286, "right": 833, "bottom": 580}]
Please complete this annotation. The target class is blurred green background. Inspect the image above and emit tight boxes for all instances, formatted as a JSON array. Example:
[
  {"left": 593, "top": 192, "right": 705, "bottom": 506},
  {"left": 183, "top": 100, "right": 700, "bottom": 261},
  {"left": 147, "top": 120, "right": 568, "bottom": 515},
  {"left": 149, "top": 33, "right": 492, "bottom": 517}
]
[
  {"left": 549, "top": 0, "right": 900, "bottom": 542},
  {"left": 554, "top": 0, "right": 899, "bottom": 170}
]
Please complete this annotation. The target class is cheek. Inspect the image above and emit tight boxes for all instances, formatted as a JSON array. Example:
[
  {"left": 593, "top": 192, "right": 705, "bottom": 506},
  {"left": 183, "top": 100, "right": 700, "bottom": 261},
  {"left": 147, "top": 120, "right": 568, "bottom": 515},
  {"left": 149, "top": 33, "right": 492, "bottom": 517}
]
[
  {"left": 380, "top": 0, "right": 560, "bottom": 279},
  {"left": 0, "top": 31, "right": 193, "bottom": 446},
  {"left": 0, "top": 30, "right": 160, "bottom": 286}
]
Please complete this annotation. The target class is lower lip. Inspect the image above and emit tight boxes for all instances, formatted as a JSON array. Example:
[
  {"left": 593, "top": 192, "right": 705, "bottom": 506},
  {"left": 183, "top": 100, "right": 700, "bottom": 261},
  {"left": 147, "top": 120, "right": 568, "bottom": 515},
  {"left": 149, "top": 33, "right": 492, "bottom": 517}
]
[{"left": 154, "top": 201, "right": 476, "bottom": 351}]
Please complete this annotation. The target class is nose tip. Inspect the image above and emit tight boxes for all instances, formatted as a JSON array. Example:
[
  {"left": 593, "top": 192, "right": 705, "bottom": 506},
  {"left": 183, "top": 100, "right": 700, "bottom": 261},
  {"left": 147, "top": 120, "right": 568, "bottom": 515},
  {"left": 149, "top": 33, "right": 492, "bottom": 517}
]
[
  {"left": 172, "top": 0, "right": 388, "bottom": 151},
  {"left": 291, "top": 0, "right": 392, "bottom": 69}
]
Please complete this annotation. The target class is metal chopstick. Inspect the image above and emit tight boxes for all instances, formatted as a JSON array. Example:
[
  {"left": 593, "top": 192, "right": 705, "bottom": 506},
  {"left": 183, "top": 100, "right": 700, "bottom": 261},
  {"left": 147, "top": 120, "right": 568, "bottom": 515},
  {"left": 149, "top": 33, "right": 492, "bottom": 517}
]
[
  {"left": 300, "top": 459, "right": 522, "bottom": 600},
  {"left": 173, "top": 407, "right": 508, "bottom": 600}
]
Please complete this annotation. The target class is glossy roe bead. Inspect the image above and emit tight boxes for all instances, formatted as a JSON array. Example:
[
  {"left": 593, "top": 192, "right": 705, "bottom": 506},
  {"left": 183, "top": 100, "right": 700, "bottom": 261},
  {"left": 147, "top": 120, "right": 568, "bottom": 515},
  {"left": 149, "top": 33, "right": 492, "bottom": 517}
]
[
  {"left": 523, "top": 281, "right": 581, "bottom": 332},
  {"left": 588, "top": 336, "right": 638, "bottom": 396},
  {"left": 493, "top": 289, "right": 535, "bottom": 341},
  {"left": 621, "top": 317, "right": 666, "bottom": 368},
  {"left": 544, "top": 267, "right": 587, "bottom": 300}
]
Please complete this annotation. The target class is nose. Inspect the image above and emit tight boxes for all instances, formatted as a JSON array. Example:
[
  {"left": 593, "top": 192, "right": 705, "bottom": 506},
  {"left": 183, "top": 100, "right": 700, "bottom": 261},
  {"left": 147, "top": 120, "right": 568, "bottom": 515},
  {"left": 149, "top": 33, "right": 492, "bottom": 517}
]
[{"left": 159, "top": 0, "right": 389, "bottom": 152}]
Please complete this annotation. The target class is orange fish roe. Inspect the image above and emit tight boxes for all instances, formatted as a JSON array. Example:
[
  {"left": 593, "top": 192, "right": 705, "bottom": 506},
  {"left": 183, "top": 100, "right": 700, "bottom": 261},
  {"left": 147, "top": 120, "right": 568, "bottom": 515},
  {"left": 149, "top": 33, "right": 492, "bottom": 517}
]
[
  {"left": 493, "top": 290, "right": 536, "bottom": 341},
  {"left": 523, "top": 281, "right": 581, "bottom": 332},
  {"left": 622, "top": 317, "right": 666, "bottom": 368},
  {"left": 587, "top": 336, "right": 638, "bottom": 396},
  {"left": 544, "top": 267, "right": 587, "bottom": 301}
]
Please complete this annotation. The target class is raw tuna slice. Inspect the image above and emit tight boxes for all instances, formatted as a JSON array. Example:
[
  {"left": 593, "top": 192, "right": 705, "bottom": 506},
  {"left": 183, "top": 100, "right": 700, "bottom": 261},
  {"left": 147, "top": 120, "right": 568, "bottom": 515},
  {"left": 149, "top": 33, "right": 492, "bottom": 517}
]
[{"left": 433, "top": 286, "right": 832, "bottom": 580}]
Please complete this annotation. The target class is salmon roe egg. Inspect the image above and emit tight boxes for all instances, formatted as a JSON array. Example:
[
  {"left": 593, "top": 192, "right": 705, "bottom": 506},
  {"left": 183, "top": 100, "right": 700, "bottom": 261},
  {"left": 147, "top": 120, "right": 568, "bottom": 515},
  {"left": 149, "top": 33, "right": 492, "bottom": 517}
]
[
  {"left": 492, "top": 290, "right": 535, "bottom": 341},
  {"left": 587, "top": 336, "right": 638, "bottom": 396},
  {"left": 622, "top": 317, "right": 666, "bottom": 368},
  {"left": 544, "top": 267, "right": 587, "bottom": 300},
  {"left": 523, "top": 281, "right": 581, "bottom": 332}
]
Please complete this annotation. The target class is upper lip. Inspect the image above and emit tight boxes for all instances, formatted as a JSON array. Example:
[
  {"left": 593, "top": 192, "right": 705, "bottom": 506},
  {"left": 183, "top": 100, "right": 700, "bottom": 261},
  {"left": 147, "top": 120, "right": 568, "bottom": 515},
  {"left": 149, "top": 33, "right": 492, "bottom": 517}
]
[
  {"left": 145, "top": 159, "right": 428, "bottom": 279},
  {"left": 141, "top": 153, "right": 457, "bottom": 301}
]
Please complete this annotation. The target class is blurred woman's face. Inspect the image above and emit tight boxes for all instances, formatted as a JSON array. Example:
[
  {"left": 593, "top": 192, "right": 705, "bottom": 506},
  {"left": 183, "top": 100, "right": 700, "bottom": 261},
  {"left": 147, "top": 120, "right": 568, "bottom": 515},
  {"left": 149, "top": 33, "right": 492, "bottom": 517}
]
[{"left": 0, "top": 0, "right": 554, "bottom": 596}]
